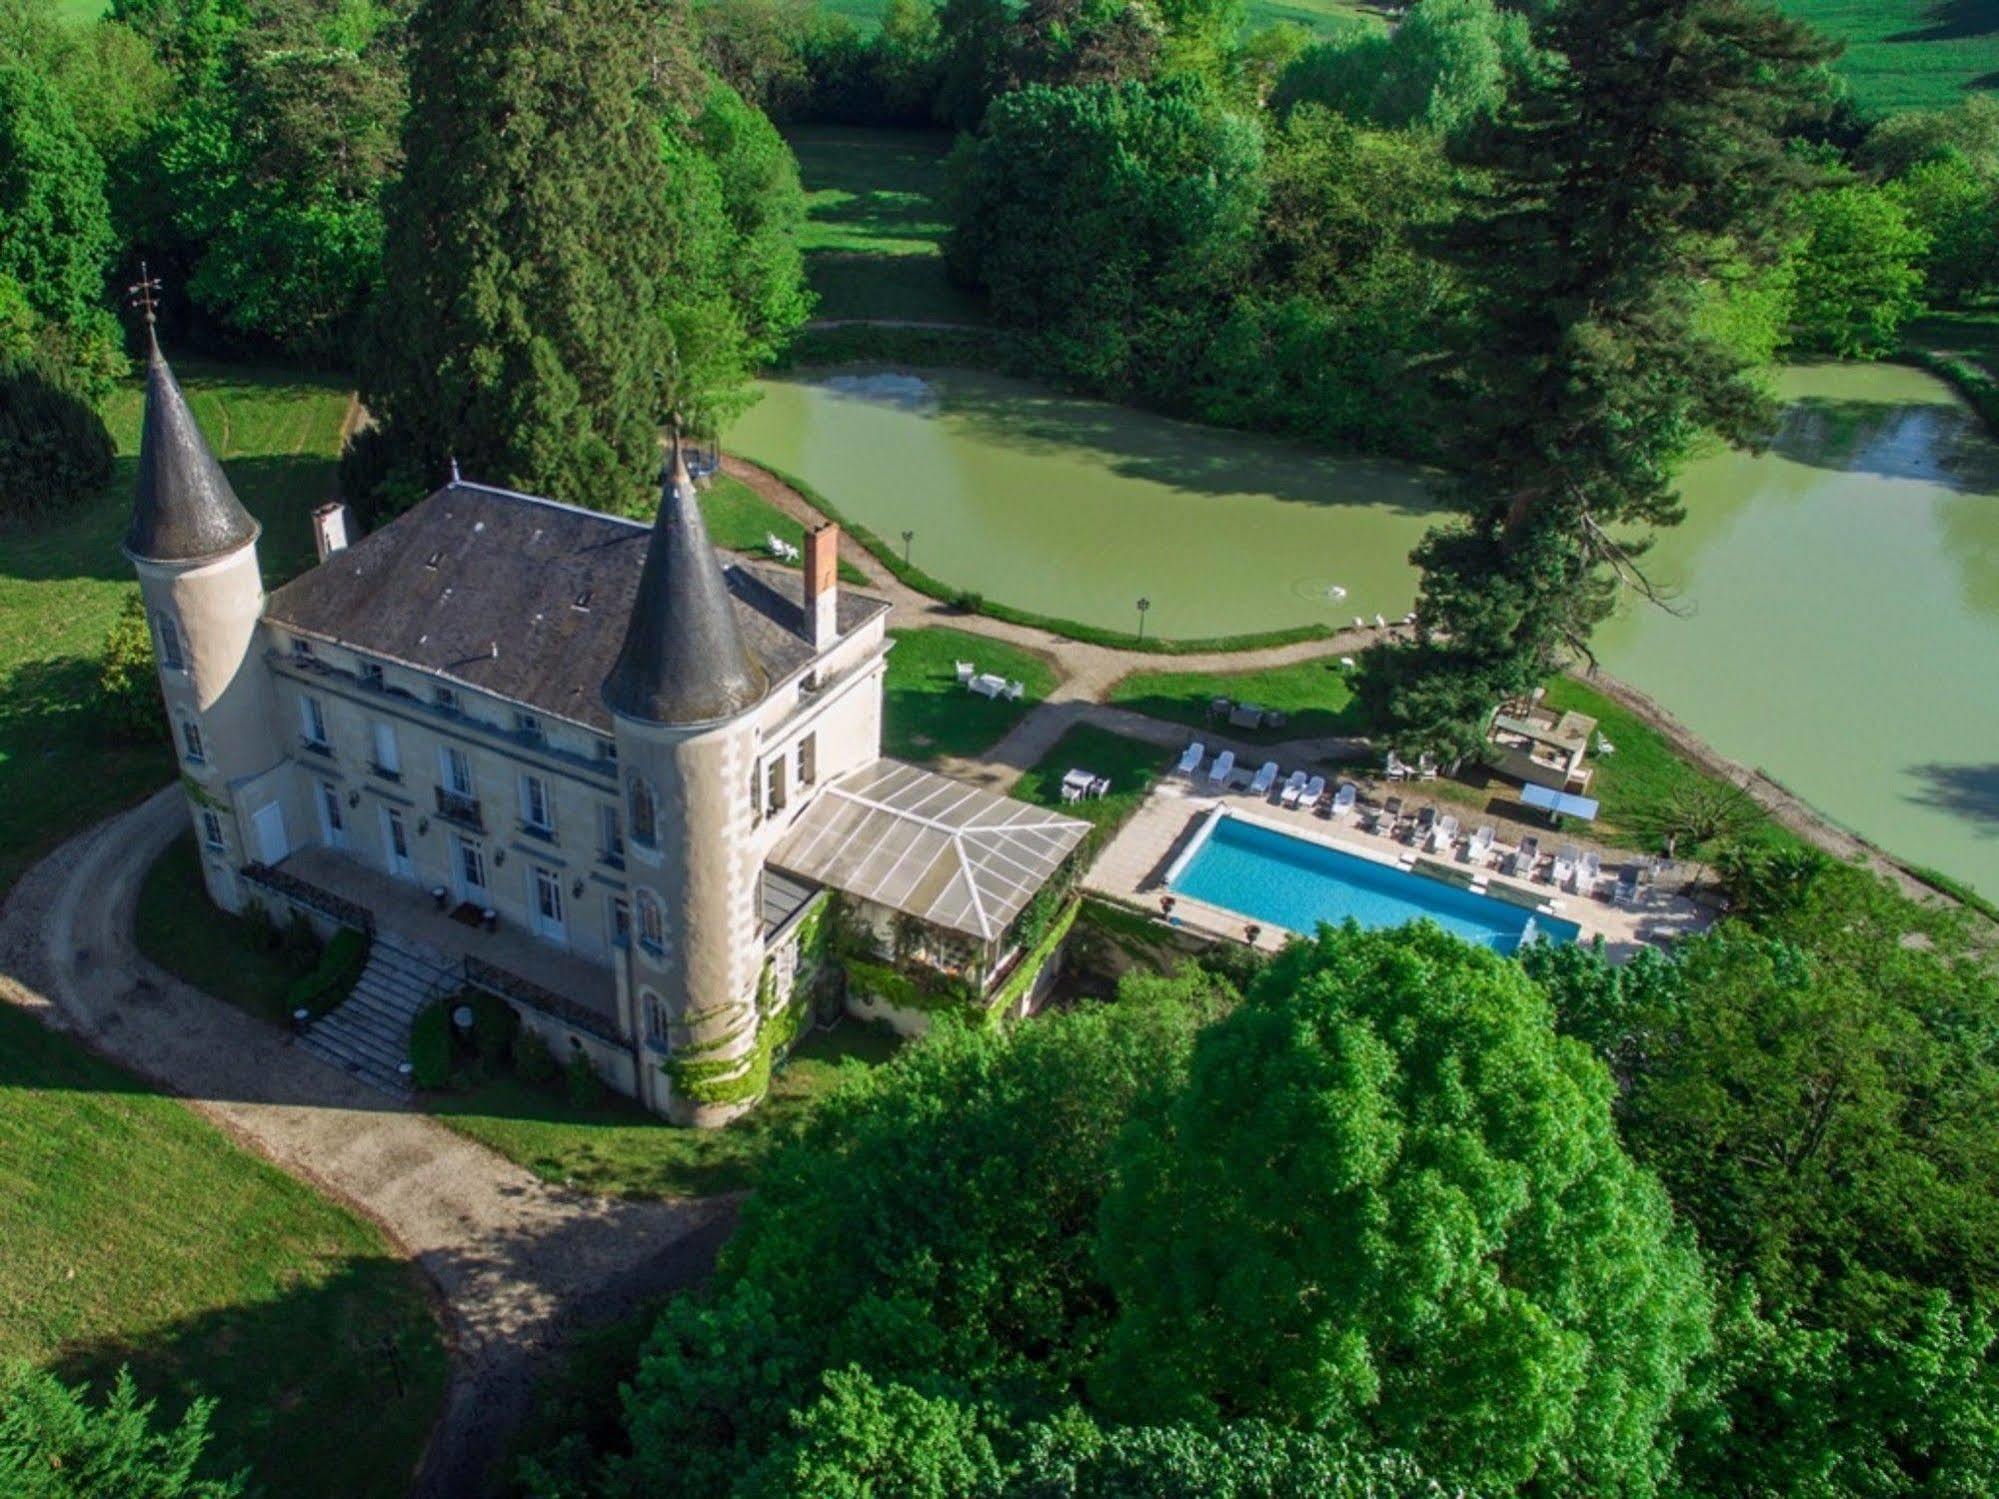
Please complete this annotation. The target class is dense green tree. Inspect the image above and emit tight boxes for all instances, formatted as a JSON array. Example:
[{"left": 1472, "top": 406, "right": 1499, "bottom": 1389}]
[
  {"left": 353, "top": 0, "right": 756, "bottom": 513},
  {"left": 1364, "top": 0, "right": 1832, "bottom": 760},
  {"left": 949, "top": 79, "right": 1263, "bottom": 393},
  {"left": 0, "top": 1, "right": 173, "bottom": 162},
  {"left": 1095, "top": 923, "right": 1711, "bottom": 1494},
  {"left": 0, "top": 1363, "right": 240, "bottom": 1498},
  {"left": 96, "top": 593, "right": 166, "bottom": 740},
  {"left": 1784, "top": 181, "right": 1928, "bottom": 358},
  {"left": 1273, "top": 0, "right": 1539, "bottom": 138},
  {"left": 0, "top": 62, "right": 115, "bottom": 331},
  {"left": 1857, "top": 93, "right": 1999, "bottom": 182},
  {"left": 735, "top": 1369, "right": 1010, "bottom": 1499},
  {"left": 1889, "top": 155, "right": 1999, "bottom": 307}
]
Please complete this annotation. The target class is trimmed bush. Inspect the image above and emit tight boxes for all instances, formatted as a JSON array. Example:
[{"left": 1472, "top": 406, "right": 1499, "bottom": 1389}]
[
  {"left": 283, "top": 928, "right": 368, "bottom": 1018},
  {"left": 514, "top": 1028, "right": 558, "bottom": 1085},
  {"left": 467, "top": 991, "right": 520, "bottom": 1068},
  {"left": 0, "top": 361, "right": 115, "bottom": 522},
  {"left": 409, "top": 1001, "right": 451, "bottom": 1091},
  {"left": 565, "top": 1049, "right": 607, "bottom": 1108}
]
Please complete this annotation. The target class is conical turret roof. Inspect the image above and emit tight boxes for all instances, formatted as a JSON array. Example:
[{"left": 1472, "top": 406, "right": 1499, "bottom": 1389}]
[
  {"left": 124, "top": 330, "right": 261, "bottom": 565},
  {"left": 603, "top": 437, "right": 768, "bottom": 725}
]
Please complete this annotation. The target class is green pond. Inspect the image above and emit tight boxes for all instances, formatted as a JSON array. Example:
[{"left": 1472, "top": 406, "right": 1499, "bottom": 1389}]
[{"left": 728, "top": 365, "right": 1999, "bottom": 896}]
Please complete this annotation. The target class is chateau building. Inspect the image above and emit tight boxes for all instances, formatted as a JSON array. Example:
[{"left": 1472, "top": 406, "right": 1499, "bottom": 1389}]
[{"left": 128, "top": 333, "right": 1086, "bottom": 1125}]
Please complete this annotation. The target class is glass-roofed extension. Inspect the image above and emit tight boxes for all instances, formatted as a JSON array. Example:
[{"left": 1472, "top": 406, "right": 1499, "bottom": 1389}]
[{"left": 771, "top": 759, "right": 1089, "bottom": 987}]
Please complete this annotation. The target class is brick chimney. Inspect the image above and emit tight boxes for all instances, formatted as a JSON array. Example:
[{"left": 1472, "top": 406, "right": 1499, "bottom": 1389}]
[
  {"left": 803, "top": 522, "right": 840, "bottom": 649},
  {"left": 311, "top": 501, "right": 352, "bottom": 561}
]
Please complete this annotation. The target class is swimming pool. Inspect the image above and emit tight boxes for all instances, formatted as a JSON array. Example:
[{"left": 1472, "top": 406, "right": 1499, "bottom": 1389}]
[{"left": 1168, "top": 813, "right": 1581, "bottom": 954}]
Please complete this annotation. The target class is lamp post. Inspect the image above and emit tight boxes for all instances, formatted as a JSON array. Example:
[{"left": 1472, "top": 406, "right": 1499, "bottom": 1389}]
[
  {"left": 1136, "top": 597, "right": 1151, "bottom": 643},
  {"left": 901, "top": 529, "right": 915, "bottom": 565}
]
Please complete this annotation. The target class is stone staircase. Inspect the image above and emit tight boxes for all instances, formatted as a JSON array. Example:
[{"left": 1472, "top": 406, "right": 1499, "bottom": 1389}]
[{"left": 300, "top": 929, "right": 459, "bottom": 1098}]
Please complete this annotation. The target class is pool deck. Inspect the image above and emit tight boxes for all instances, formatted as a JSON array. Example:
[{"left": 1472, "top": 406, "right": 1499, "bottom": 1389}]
[{"left": 1083, "top": 779, "right": 1711, "bottom": 962}]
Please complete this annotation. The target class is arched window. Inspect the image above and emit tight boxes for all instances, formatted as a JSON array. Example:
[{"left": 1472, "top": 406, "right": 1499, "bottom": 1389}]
[
  {"left": 641, "top": 989, "right": 669, "bottom": 1046},
  {"left": 628, "top": 774, "right": 658, "bottom": 848},
  {"left": 635, "top": 890, "right": 664, "bottom": 954},
  {"left": 179, "top": 715, "right": 205, "bottom": 763},
  {"left": 156, "top": 612, "right": 184, "bottom": 671}
]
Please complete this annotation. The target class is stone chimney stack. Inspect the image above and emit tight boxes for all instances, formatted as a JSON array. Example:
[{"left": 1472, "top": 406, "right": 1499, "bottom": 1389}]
[
  {"left": 803, "top": 523, "right": 840, "bottom": 650},
  {"left": 312, "top": 501, "right": 352, "bottom": 561}
]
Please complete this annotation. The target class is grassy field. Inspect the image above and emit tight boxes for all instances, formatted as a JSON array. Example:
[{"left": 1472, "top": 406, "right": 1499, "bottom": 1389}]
[
  {"left": 1013, "top": 723, "right": 1166, "bottom": 857},
  {"left": 883, "top": 625, "right": 1057, "bottom": 763},
  {"left": 788, "top": 125, "right": 988, "bottom": 325},
  {"left": 700, "top": 473, "right": 870, "bottom": 583},
  {"left": 0, "top": 360, "right": 349, "bottom": 895},
  {"left": 428, "top": 1024, "right": 899, "bottom": 1197},
  {"left": 1782, "top": 0, "right": 1999, "bottom": 114},
  {"left": 1108, "top": 657, "right": 1371, "bottom": 745},
  {"left": 135, "top": 833, "right": 326, "bottom": 1022},
  {"left": 1907, "top": 307, "right": 1999, "bottom": 370},
  {"left": 0, "top": 1003, "right": 445, "bottom": 1496}
]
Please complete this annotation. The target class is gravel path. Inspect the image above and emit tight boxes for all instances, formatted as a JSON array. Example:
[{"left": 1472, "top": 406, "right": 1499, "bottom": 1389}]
[{"left": 0, "top": 788, "right": 737, "bottom": 1497}]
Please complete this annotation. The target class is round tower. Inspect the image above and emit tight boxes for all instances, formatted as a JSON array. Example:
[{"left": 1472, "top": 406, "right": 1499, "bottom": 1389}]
[
  {"left": 604, "top": 439, "right": 772, "bottom": 1127},
  {"left": 123, "top": 328, "right": 283, "bottom": 911}
]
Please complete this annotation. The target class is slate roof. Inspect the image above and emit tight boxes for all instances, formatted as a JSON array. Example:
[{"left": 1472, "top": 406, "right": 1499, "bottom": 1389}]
[
  {"left": 605, "top": 443, "right": 767, "bottom": 725},
  {"left": 770, "top": 760, "right": 1090, "bottom": 943},
  {"left": 125, "top": 332, "right": 262, "bottom": 565},
  {"left": 263, "top": 481, "right": 886, "bottom": 732}
]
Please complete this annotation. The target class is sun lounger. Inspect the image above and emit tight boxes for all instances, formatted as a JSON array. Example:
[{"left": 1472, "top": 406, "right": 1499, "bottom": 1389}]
[
  {"left": 1004, "top": 679, "right": 1024, "bottom": 701},
  {"left": 1384, "top": 751, "right": 1409, "bottom": 780},
  {"left": 1176, "top": 742, "right": 1204, "bottom": 777},
  {"left": 1577, "top": 849, "right": 1602, "bottom": 895},
  {"left": 1059, "top": 769, "right": 1093, "bottom": 803},
  {"left": 1411, "top": 805, "right": 1436, "bottom": 844},
  {"left": 1614, "top": 864, "right": 1640, "bottom": 904},
  {"left": 1206, "top": 750, "right": 1236, "bottom": 789},
  {"left": 955, "top": 660, "right": 976, "bottom": 683},
  {"left": 1468, "top": 824, "right": 1495, "bottom": 864},
  {"left": 1510, "top": 835, "right": 1540, "bottom": 878},
  {"left": 1417, "top": 753, "right": 1439, "bottom": 781},
  {"left": 1249, "top": 760, "right": 1279, "bottom": 796},
  {"left": 1280, "top": 770, "right": 1309, "bottom": 807},
  {"left": 1550, "top": 843, "right": 1578, "bottom": 887},
  {"left": 1301, "top": 774, "right": 1326, "bottom": 810},
  {"left": 1330, "top": 781, "right": 1358, "bottom": 819},
  {"left": 1429, "top": 814, "right": 1459, "bottom": 853}
]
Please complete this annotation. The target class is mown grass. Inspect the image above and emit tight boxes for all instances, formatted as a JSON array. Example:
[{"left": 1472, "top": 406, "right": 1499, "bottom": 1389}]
[
  {"left": 135, "top": 832, "right": 326, "bottom": 1023},
  {"left": 427, "top": 1024, "right": 901, "bottom": 1197},
  {"left": 0, "top": 1002, "right": 445, "bottom": 1497},
  {"left": 0, "top": 360, "right": 350, "bottom": 895},
  {"left": 699, "top": 473, "right": 870, "bottom": 583},
  {"left": 787, "top": 125, "right": 988, "bottom": 325},
  {"left": 1781, "top": 0, "right": 1999, "bottom": 115},
  {"left": 1108, "top": 657, "right": 1372, "bottom": 744},
  {"left": 1013, "top": 724, "right": 1166, "bottom": 857},
  {"left": 883, "top": 625, "right": 1057, "bottom": 763}
]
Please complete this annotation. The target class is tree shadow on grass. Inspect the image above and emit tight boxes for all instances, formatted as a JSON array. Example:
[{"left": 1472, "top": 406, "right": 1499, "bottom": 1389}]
[{"left": 1888, "top": 0, "right": 1999, "bottom": 44}]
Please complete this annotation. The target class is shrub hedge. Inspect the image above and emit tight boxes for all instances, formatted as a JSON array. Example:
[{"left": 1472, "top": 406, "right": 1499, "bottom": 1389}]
[
  {"left": 285, "top": 928, "right": 368, "bottom": 1018},
  {"left": 408, "top": 1000, "right": 451, "bottom": 1090}
]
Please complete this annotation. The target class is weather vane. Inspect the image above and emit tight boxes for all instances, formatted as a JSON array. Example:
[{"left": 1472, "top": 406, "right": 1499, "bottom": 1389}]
[{"left": 127, "top": 261, "right": 162, "bottom": 326}]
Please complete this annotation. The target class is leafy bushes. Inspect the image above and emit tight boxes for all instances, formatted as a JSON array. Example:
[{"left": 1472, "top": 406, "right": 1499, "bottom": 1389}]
[
  {"left": 95, "top": 596, "right": 164, "bottom": 745},
  {"left": 407, "top": 1001, "right": 450, "bottom": 1091},
  {"left": 0, "top": 359, "right": 114, "bottom": 522},
  {"left": 0, "top": 1361, "right": 241, "bottom": 1498},
  {"left": 513, "top": 1028, "right": 558, "bottom": 1085},
  {"left": 565, "top": 1048, "right": 608, "bottom": 1109},
  {"left": 284, "top": 928, "right": 367, "bottom": 1019},
  {"left": 467, "top": 990, "right": 520, "bottom": 1067}
]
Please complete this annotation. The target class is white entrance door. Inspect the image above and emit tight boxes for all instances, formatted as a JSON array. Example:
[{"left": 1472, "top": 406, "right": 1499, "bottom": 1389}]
[
  {"left": 530, "top": 865, "right": 566, "bottom": 943},
  {"left": 251, "top": 801, "right": 288, "bottom": 865},
  {"left": 383, "top": 807, "right": 415, "bottom": 880},
  {"left": 454, "top": 836, "right": 488, "bottom": 905}
]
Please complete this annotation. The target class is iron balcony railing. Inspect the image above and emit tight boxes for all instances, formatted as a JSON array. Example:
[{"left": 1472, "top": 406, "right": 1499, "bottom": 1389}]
[{"left": 434, "top": 785, "right": 483, "bottom": 832}]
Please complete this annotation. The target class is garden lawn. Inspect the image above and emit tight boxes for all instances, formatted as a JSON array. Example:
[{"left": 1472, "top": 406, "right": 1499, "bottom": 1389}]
[
  {"left": 426, "top": 1024, "right": 900, "bottom": 1197},
  {"left": 787, "top": 125, "right": 988, "bottom": 325},
  {"left": 1107, "top": 657, "right": 1374, "bottom": 744},
  {"left": 699, "top": 474, "right": 870, "bottom": 583},
  {"left": 1907, "top": 308, "right": 1999, "bottom": 375},
  {"left": 883, "top": 626, "right": 1057, "bottom": 763},
  {"left": 1779, "top": 0, "right": 1999, "bottom": 114},
  {"left": 0, "top": 360, "right": 349, "bottom": 895},
  {"left": 0, "top": 1003, "right": 445, "bottom": 1497},
  {"left": 135, "top": 832, "right": 340, "bottom": 1023},
  {"left": 1013, "top": 723, "right": 1166, "bottom": 857}
]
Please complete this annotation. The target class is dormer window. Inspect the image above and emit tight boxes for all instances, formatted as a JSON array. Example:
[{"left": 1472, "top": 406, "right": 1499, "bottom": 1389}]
[
  {"left": 515, "top": 710, "right": 542, "bottom": 742},
  {"left": 180, "top": 715, "right": 205, "bottom": 764},
  {"left": 628, "top": 774, "right": 658, "bottom": 849},
  {"left": 360, "top": 661, "right": 384, "bottom": 689},
  {"left": 291, "top": 636, "right": 315, "bottom": 660},
  {"left": 595, "top": 738, "right": 618, "bottom": 764},
  {"left": 434, "top": 685, "right": 458, "bottom": 712}
]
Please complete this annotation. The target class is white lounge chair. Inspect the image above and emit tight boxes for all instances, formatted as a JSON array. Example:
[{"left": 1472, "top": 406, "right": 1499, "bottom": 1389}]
[
  {"left": 1577, "top": 849, "right": 1602, "bottom": 895},
  {"left": 955, "top": 660, "right": 976, "bottom": 683},
  {"left": 1468, "top": 824, "right": 1495, "bottom": 864},
  {"left": 1375, "top": 613, "right": 1387, "bottom": 629},
  {"left": 1417, "top": 753, "right": 1439, "bottom": 781},
  {"left": 1206, "top": 750, "right": 1236, "bottom": 789},
  {"left": 1249, "top": 760, "right": 1279, "bottom": 796},
  {"left": 765, "top": 531, "right": 787, "bottom": 558},
  {"left": 1551, "top": 843, "right": 1579, "bottom": 888},
  {"left": 1301, "top": 774, "right": 1327, "bottom": 810},
  {"left": 1176, "top": 741, "right": 1204, "bottom": 778},
  {"left": 1004, "top": 679, "right": 1024, "bottom": 701},
  {"left": 1280, "top": 770, "right": 1309, "bottom": 807},
  {"left": 1384, "top": 750, "right": 1410, "bottom": 780},
  {"left": 1429, "top": 814, "right": 1459, "bottom": 852},
  {"left": 1614, "top": 864, "right": 1640, "bottom": 904},
  {"left": 1330, "top": 781, "right": 1357, "bottom": 819},
  {"left": 1510, "top": 835, "right": 1540, "bottom": 878}
]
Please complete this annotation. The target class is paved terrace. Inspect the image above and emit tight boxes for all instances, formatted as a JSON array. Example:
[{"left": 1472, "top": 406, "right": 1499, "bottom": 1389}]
[
  {"left": 1085, "top": 778, "right": 1711, "bottom": 963},
  {"left": 276, "top": 846, "right": 622, "bottom": 1033}
]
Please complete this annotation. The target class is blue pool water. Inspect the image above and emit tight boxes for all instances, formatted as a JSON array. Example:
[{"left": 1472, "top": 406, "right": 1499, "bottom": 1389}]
[{"left": 1170, "top": 815, "right": 1581, "bottom": 953}]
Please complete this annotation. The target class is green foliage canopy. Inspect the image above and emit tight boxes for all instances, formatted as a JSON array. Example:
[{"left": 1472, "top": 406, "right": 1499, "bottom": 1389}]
[
  {"left": 0, "top": 1363, "right": 241, "bottom": 1499},
  {"left": 1785, "top": 181, "right": 1929, "bottom": 357}
]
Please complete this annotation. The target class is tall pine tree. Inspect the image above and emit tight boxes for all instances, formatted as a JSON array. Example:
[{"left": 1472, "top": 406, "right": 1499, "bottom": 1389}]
[
  {"left": 354, "top": 0, "right": 743, "bottom": 514},
  {"left": 1366, "top": 0, "right": 1833, "bottom": 758}
]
